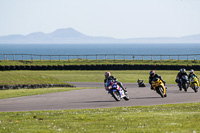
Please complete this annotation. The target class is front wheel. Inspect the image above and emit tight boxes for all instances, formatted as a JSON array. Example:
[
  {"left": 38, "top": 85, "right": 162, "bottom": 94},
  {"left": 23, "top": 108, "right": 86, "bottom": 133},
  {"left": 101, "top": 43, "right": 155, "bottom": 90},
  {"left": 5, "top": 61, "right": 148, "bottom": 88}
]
[
  {"left": 178, "top": 83, "right": 182, "bottom": 91},
  {"left": 157, "top": 87, "right": 164, "bottom": 98},
  {"left": 183, "top": 83, "right": 187, "bottom": 92},
  {"left": 193, "top": 84, "right": 198, "bottom": 93},
  {"left": 112, "top": 91, "right": 121, "bottom": 101}
]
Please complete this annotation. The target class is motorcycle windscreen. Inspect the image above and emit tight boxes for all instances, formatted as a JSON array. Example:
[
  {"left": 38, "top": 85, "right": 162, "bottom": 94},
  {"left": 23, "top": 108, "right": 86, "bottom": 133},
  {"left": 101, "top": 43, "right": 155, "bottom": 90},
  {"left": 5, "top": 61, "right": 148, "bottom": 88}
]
[{"left": 153, "top": 77, "right": 159, "bottom": 82}]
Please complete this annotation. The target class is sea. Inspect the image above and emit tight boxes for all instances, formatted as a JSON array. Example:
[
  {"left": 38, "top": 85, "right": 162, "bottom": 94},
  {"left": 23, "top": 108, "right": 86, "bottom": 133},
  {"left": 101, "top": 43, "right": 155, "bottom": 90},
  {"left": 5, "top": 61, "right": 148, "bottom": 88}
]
[{"left": 0, "top": 43, "right": 200, "bottom": 60}]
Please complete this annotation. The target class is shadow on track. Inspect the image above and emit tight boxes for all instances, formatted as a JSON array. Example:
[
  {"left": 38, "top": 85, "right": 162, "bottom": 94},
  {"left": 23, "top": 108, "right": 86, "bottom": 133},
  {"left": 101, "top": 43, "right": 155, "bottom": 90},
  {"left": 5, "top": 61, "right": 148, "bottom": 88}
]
[
  {"left": 168, "top": 90, "right": 197, "bottom": 94},
  {"left": 85, "top": 100, "right": 117, "bottom": 103},
  {"left": 71, "top": 100, "right": 117, "bottom": 103},
  {"left": 131, "top": 97, "right": 161, "bottom": 99}
]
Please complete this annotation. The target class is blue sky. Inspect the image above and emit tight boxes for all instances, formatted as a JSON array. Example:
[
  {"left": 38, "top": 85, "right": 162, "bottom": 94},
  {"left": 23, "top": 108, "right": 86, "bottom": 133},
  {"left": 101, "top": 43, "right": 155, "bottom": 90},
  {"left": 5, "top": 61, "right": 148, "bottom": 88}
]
[{"left": 0, "top": 0, "right": 200, "bottom": 38}]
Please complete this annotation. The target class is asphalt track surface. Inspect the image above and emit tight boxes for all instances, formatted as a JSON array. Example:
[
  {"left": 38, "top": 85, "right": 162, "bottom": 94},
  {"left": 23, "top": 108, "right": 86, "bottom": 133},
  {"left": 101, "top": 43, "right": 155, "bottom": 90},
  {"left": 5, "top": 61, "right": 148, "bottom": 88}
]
[{"left": 0, "top": 82, "right": 200, "bottom": 112}]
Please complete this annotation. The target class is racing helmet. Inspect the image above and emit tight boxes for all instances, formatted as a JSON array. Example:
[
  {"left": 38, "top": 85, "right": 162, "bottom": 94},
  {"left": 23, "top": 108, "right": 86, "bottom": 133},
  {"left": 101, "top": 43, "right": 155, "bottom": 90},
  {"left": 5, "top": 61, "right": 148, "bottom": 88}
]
[
  {"left": 105, "top": 71, "right": 111, "bottom": 79},
  {"left": 180, "top": 68, "right": 186, "bottom": 73},
  {"left": 190, "top": 69, "right": 194, "bottom": 74},
  {"left": 149, "top": 70, "right": 155, "bottom": 77}
]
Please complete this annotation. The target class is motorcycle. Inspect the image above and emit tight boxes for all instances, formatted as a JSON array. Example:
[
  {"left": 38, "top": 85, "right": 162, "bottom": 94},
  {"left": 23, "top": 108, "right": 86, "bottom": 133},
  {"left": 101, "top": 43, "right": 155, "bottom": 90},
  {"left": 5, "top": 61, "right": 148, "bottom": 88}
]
[
  {"left": 190, "top": 75, "right": 199, "bottom": 93},
  {"left": 137, "top": 79, "right": 146, "bottom": 87},
  {"left": 178, "top": 75, "right": 189, "bottom": 92},
  {"left": 105, "top": 81, "right": 129, "bottom": 101},
  {"left": 151, "top": 77, "right": 167, "bottom": 98}
]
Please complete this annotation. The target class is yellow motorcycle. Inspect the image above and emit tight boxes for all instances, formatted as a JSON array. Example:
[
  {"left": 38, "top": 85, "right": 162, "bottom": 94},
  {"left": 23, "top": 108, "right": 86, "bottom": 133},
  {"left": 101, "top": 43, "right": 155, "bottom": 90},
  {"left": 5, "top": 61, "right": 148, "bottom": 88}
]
[
  {"left": 152, "top": 77, "right": 167, "bottom": 98},
  {"left": 190, "top": 75, "right": 199, "bottom": 93}
]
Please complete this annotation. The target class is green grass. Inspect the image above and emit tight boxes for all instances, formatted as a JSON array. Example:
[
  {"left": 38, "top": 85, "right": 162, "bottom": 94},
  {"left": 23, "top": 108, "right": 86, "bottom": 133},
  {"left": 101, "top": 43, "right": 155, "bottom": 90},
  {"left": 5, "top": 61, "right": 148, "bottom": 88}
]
[
  {"left": 0, "top": 59, "right": 200, "bottom": 66},
  {"left": 0, "top": 71, "right": 65, "bottom": 85},
  {"left": 0, "top": 103, "right": 200, "bottom": 132},
  {"left": 1, "top": 70, "right": 199, "bottom": 85},
  {"left": 0, "top": 87, "right": 91, "bottom": 99}
]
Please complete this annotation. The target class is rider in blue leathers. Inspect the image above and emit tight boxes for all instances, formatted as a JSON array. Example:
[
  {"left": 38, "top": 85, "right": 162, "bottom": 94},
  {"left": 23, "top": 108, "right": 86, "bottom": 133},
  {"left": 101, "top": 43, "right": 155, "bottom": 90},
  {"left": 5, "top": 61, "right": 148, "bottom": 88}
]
[{"left": 104, "top": 71, "right": 127, "bottom": 92}]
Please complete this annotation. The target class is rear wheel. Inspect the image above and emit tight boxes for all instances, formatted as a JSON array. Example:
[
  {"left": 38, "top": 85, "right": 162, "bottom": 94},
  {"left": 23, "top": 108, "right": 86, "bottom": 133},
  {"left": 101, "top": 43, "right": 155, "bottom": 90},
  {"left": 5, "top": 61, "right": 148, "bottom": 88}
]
[
  {"left": 164, "top": 93, "right": 167, "bottom": 97},
  {"left": 123, "top": 92, "right": 129, "bottom": 101},
  {"left": 112, "top": 91, "right": 121, "bottom": 101}
]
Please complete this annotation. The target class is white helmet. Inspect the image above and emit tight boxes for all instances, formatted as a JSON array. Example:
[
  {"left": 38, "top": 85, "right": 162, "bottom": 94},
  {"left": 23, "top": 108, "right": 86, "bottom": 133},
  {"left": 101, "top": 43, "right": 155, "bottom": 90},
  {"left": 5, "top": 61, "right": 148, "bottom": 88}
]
[{"left": 190, "top": 69, "right": 194, "bottom": 74}]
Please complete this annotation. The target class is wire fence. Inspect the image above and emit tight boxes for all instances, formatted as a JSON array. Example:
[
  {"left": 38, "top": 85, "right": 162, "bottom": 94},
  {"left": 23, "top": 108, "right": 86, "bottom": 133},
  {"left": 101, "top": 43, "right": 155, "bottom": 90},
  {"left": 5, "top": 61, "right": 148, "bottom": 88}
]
[{"left": 0, "top": 54, "right": 199, "bottom": 61}]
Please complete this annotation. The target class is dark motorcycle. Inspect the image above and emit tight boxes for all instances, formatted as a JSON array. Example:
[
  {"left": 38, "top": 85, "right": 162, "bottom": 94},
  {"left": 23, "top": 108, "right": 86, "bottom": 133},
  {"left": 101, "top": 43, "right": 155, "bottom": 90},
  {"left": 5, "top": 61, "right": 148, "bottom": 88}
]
[
  {"left": 178, "top": 75, "right": 189, "bottom": 92},
  {"left": 137, "top": 79, "right": 146, "bottom": 87}
]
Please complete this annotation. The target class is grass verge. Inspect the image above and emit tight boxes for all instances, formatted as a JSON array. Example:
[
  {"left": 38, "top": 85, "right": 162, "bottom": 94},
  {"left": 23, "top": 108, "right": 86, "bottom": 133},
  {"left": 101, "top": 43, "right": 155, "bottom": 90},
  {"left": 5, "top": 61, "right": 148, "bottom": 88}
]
[{"left": 0, "top": 103, "right": 200, "bottom": 132}]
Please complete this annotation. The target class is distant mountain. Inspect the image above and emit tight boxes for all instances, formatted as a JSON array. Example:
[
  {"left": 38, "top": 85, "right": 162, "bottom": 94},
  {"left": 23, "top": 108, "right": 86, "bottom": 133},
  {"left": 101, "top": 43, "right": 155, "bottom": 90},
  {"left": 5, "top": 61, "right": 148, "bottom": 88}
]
[{"left": 0, "top": 28, "right": 200, "bottom": 44}]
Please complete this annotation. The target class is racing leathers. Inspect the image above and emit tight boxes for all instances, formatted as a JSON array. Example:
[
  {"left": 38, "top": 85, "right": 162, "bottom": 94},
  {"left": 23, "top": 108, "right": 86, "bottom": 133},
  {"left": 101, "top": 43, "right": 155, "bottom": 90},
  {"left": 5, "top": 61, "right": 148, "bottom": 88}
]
[
  {"left": 188, "top": 73, "right": 199, "bottom": 81},
  {"left": 104, "top": 76, "right": 127, "bottom": 92}
]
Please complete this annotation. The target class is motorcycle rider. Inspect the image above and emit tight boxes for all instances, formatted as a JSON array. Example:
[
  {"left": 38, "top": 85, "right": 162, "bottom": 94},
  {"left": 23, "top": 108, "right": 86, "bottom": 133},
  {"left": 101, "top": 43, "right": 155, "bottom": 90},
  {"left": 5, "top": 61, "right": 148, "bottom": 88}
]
[
  {"left": 104, "top": 71, "right": 127, "bottom": 92},
  {"left": 149, "top": 70, "right": 166, "bottom": 90},
  {"left": 188, "top": 69, "right": 199, "bottom": 81},
  {"left": 176, "top": 68, "right": 188, "bottom": 83},
  {"left": 175, "top": 68, "right": 189, "bottom": 90}
]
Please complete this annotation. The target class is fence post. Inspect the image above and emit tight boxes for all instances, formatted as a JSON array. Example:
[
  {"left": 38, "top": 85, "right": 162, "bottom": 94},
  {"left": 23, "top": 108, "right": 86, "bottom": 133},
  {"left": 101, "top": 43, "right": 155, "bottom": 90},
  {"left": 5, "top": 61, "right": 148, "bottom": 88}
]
[
  {"left": 4, "top": 54, "right": 6, "bottom": 61},
  {"left": 151, "top": 55, "right": 153, "bottom": 61},
  {"left": 114, "top": 54, "right": 116, "bottom": 61},
  {"left": 22, "top": 54, "right": 24, "bottom": 61},
  {"left": 86, "top": 55, "right": 88, "bottom": 60},
  {"left": 105, "top": 55, "right": 107, "bottom": 60},
  {"left": 187, "top": 55, "right": 189, "bottom": 61},
  {"left": 142, "top": 55, "right": 144, "bottom": 61},
  {"left": 13, "top": 54, "right": 15, "bottom": 61},
  {"left": 169, "top": 56, "right": 171, "bottom": 60},
  {"left": 40, "top": 55, "right": 42, "bottom": 61}
]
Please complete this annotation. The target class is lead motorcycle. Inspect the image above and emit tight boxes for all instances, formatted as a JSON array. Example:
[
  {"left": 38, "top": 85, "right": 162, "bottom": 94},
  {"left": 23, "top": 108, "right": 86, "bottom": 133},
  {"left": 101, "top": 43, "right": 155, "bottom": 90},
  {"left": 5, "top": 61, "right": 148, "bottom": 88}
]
[
  {"left": 151, "top": 77, "right": 167, "bottom": 98},
  {"left": 178, "top": 75, "right": 189, "bottom": 92},
  {"left": 105, "top": 81, "right": 129, "bottom": 101}
]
